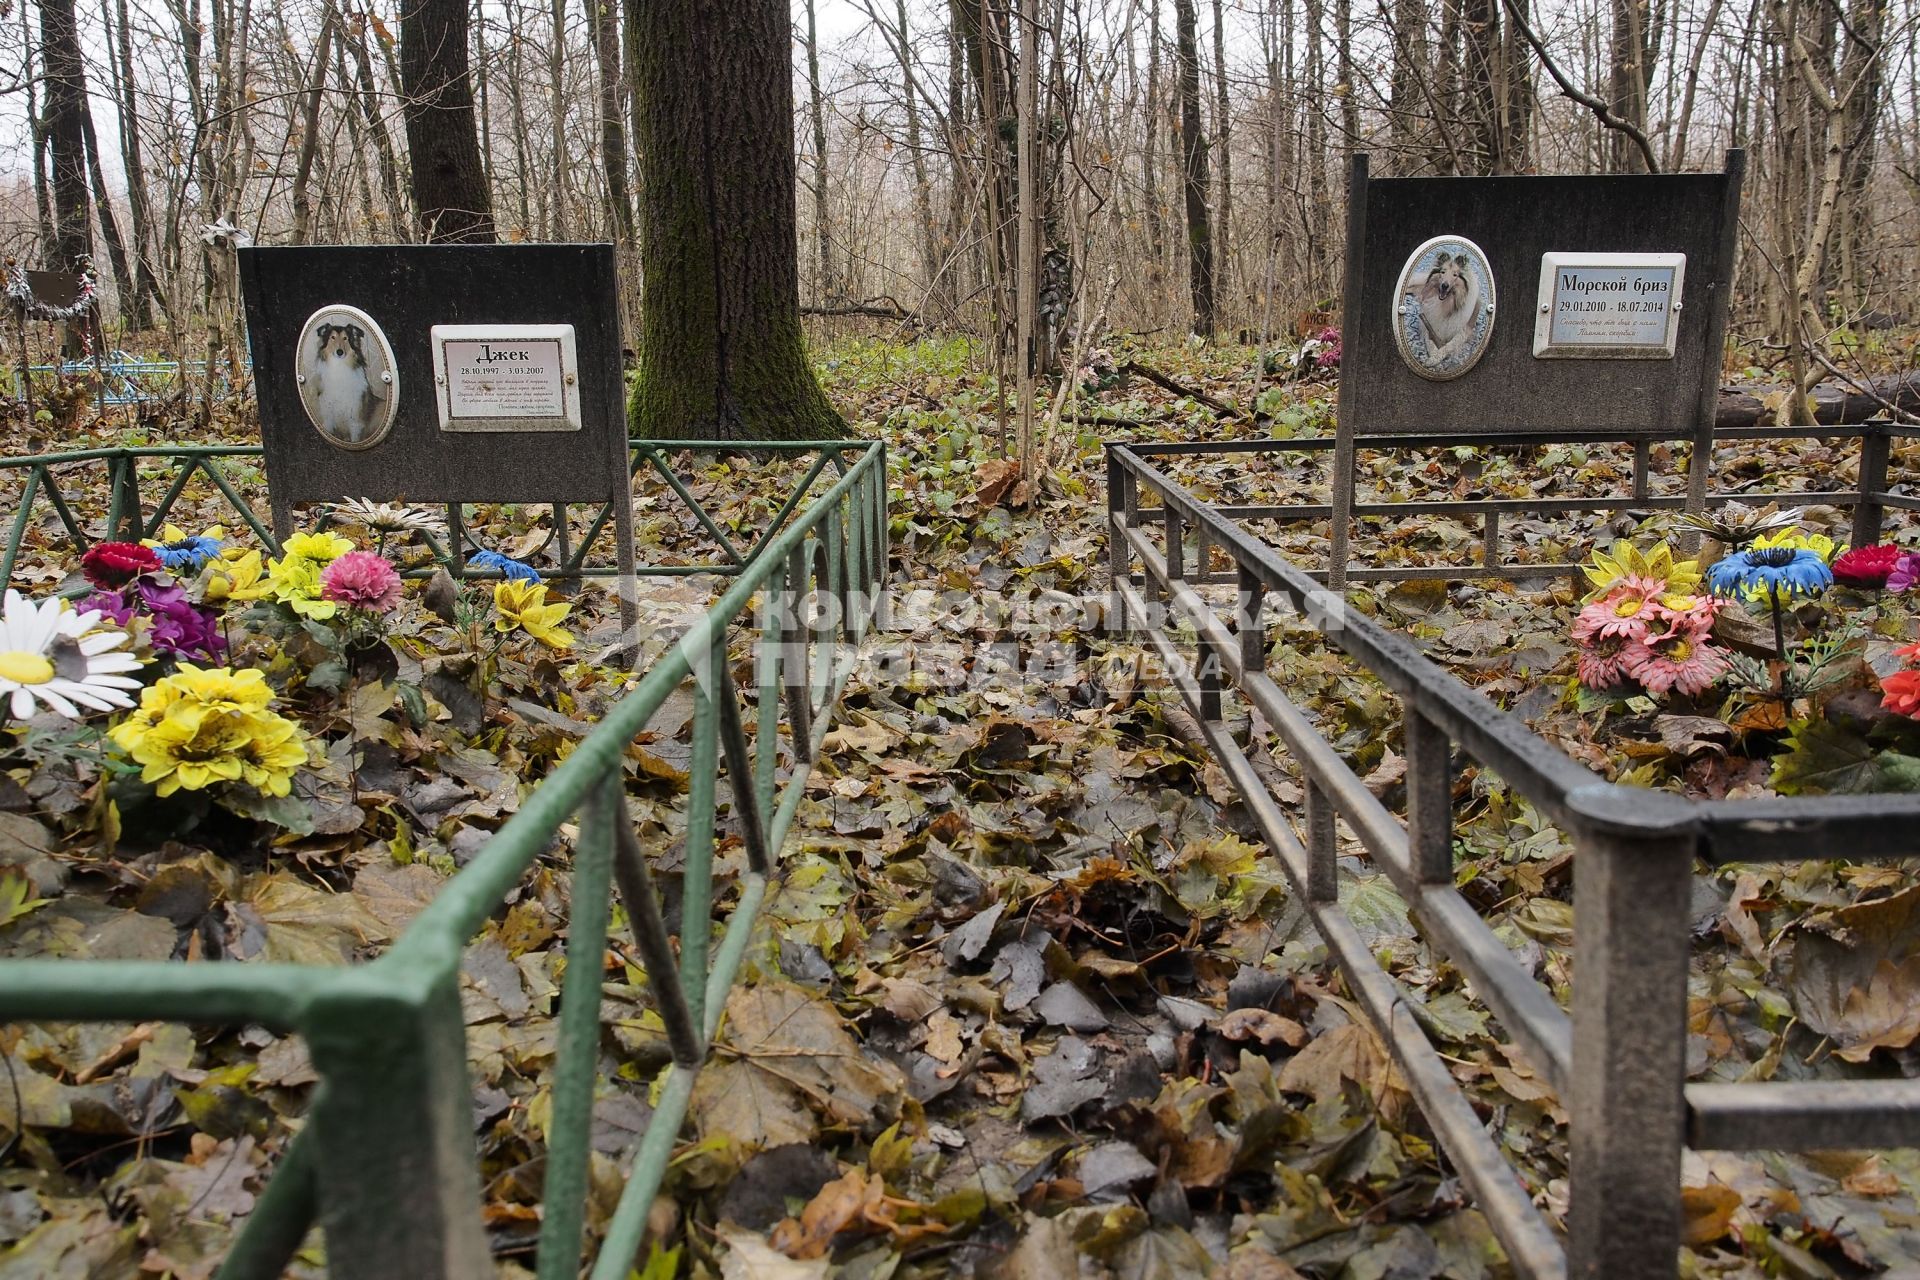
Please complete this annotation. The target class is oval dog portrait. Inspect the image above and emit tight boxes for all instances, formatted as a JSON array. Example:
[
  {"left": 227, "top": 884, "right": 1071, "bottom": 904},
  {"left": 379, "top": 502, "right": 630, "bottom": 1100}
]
[
  {"left": 1393, "top": 236, "right": 1496, "bottom": 381},
  {"left": 295, "top": 304, "right": 398, "bottom": 450}
]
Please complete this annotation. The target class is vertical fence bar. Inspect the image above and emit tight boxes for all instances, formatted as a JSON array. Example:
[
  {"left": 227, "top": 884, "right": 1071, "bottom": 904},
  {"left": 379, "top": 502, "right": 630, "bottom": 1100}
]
[
  {"left": 611, "top": 812, "right": 704, "bottom": 1067},
  {"left": 1853, "top": 423, "right": 1891, "bottom": 550},
  {"left": 1567, "top": 829, "right": 1691, "bottom": 1278},
  {"left": 1197, "top": 634, "right": 1224, "bottom": 721},
  {"left": 1164, "top": 506, "right": 1185, "bottom": 585},
  {"left": 536, "top": 775, "right": 619, "bottom": 1280},
  {"left": 782, "top": 544, "right": 813, "bottom": 760},
  {"left": 1481, "top": 510, "right": 1500, "bottom": 570},
  {"left": 1236, "top": 564, "right": 1266, "bottom": 672},
  {"left": 679, "top": 636, "right": 722, "bottom": 1034},
  {"left": 1305, "top": 781, "right": 1338, "bottom": 903},
  {"left": 1403, "top": 709, "right": 1454, "bottom": 885},
  {"left": 1107, "top": 448, "right": 1131, "bottom": 633},
  {"left": 304, "top": 965, "right": 490, "bottom": 1280},
  {"left": 1632, "top": 440, "right": 1651, "bottom": 501},
  {"left": 757, "top": 560, "right": 784, "bottom": 807}
]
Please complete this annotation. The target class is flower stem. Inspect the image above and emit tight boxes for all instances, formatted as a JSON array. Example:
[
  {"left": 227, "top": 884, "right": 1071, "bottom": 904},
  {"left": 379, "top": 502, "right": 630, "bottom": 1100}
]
[{"left": 1769, "top": 583, "right": 1794, "bottom": 713}]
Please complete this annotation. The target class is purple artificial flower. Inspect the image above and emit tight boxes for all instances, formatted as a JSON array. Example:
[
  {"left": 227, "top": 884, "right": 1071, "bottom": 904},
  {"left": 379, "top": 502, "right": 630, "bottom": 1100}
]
[
  {"left": 1888, "top": 551, "right": 1920, "bottom": 594},
  {"left": 134, "top": 579, "right": 227, "bottom": 660},
  {"left": 79, "top": 589, "right": 136, "bottom": 626}
]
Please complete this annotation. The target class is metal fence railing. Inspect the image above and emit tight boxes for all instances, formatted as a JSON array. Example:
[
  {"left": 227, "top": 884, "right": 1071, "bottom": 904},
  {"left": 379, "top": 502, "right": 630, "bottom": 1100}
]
[
  {"left": 13, "top": 354, "right": 252, "bottom": 405},
  {"left": 0, "top": 439, "right": 887, "bottom": 1279},
  {"left": 0, "top": 439, "right": 873, "bottom": 586},
  {"left": 1107, "top": 441, "right": 1920, "bottom": 1279}
]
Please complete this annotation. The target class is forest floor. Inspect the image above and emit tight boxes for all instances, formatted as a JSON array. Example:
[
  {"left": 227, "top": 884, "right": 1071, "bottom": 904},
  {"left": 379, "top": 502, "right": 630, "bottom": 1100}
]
[{"left": 2, "top": 328, "right": 1920, "bottom": 1279}]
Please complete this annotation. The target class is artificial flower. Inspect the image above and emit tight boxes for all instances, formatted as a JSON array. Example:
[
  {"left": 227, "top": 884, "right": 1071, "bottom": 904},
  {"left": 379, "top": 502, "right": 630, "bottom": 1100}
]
[
  {"left": 1886, "top": 551, "right": 1920, "bottom": 594},
  {"left": 1576, "top": 633, "right": 1644, "bottom": 690},
  {"left": 1882, "top": 669, "right": 1920, "bottom": 719},
  {"left": 469, "top": 549, "right": 542, "bottom": 582},
  {"left": 281, "top": 531, "right": 354, "bottom": 564},
  {"left": 263, "top": 554, "right": 338, "bottom": 620},
  {"left": 321, "top": 551, "right": 403, "bottom": 611},
  {"left": 493, "top": 579, "right": 574, "bottom": 649},
  {"left": 1626, "top": 628, "right": 1729, "bottom": 697},
  {"left": 1573, "top": 576, "right": 1667, "bottom": 640},
  {"left": 0, "top": 590, "right": 144, "bottom": 720},
  {"left": 133, "top": 580, "right": 227, "bottom": 660},
  {"left": 1832, "top": 544, "right": 1903, "bottom": 589},
  {"left": 1705, "top": 546, "right": 1833, "bottom": 601},
  {"left": 80, "top": 540, "right": 162, "bottom": 588},
  {"left": 329, "top": 498, "right": 440, "bottom": 536},
  {"left": 141, "top": 524, "right": 225, "bottom": 572},
  {"left": 1751, "top": 528, "right": 1840, "bottom": 563},
  {"left": 1677, "top": 504, "right": 1802, "bottom": 549},
  {"left": 1583, "top": 540, "right": 1701, "bottom": 598},
  {"left": 204, "top": 549, "right": 272, "bottom": 603},
  {"left": 109, "top": 664, "right": 302, "bottom": 797}
]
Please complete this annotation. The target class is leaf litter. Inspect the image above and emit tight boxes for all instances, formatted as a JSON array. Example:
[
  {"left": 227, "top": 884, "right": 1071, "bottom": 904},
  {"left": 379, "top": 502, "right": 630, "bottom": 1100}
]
[{"left": 2, "top": 337, "right": 1920, "bottom": 1276}]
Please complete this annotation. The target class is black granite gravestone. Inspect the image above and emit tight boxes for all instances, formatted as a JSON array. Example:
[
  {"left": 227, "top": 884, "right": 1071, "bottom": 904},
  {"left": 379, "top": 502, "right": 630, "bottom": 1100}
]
[{"left": 238, "top": 243, "right": 631, "bottom": 541}]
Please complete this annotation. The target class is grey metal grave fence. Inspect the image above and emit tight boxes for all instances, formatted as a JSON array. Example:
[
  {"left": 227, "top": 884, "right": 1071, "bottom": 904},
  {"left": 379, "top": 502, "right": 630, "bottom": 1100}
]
[
  {"left": 1108, "top": 440, "right": 1920, "bottom": 1279},
  {"left": 0, "top": 439, "right": 887, "bottom": 1278}
]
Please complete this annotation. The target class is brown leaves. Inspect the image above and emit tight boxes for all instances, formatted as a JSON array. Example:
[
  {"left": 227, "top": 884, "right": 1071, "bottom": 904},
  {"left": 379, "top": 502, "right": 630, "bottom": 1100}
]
[
  {"left": 1785, "top": 884, "right": 1920, "bottom": 1062},
  {"left": 767, "top": 1168, "right": 947, "bottom": 1259}
]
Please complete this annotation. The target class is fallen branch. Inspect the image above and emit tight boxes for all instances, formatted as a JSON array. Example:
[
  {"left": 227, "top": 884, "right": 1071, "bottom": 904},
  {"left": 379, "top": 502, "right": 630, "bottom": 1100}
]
[{"left": 1121, "top": 361, "right": 1243, "bottom": 419}]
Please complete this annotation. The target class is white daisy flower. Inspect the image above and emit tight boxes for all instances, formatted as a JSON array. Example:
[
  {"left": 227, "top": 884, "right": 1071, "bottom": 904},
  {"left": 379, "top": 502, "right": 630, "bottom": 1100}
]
[{"left": 0, "top": 590, "right": 145, "bottom": 721}]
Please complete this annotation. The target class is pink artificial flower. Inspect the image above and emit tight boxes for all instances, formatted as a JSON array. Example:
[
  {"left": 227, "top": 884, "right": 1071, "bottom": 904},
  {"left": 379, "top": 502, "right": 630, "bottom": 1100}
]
[
  {"left": 1627, "top": 629, "right": 1729, "bottom": 697},
  {"left": 1576, "top": 576, "right": 1667, "bottom": 641},
  {"left": 1644, "top": 594, "right": 1719, "bottom": 641},
  {"left": 1577, "top": 633, "right": 1645, "bottom": 690},
  {"left": 320, "top": 550, "right": 403, "bottom": 612}
]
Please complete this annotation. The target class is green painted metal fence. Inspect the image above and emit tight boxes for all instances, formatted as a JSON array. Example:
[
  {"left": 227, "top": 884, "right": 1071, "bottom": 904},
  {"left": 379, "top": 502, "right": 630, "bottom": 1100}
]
[
  {"left": 0, "top": 439, "right": 869, "bottom": 584},
  {"left": 0, "top": 439, "right": 888, "bottom": 1279}
]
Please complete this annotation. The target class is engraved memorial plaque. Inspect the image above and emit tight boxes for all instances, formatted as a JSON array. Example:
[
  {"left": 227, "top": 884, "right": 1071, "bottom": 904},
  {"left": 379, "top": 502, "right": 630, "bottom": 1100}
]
[
  {"left": 1533, "top": 253, "right": 1686, "bottom": 359},
  {"left": 432, "top": 324, "right": 581, "bottom": 432}
]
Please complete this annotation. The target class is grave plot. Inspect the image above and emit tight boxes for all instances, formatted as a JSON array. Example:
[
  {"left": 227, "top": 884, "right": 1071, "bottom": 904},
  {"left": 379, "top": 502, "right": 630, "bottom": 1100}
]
[{"left": 1097, "top": 159, "right": 1920, "bottom": 1277}]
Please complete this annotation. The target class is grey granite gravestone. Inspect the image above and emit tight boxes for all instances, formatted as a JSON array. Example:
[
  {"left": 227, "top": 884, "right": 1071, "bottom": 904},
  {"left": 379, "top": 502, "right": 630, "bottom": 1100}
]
[{"left": 1326, "top": 152, "right": 1745, "bottom": 585}]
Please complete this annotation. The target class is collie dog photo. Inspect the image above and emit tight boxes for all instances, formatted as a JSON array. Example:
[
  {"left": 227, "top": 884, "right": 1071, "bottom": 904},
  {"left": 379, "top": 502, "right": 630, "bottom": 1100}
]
[
  {"left": 296, "top": 305, "right": 397, "bottom": 449},
  {"left": 1394, "top": 237, "right": 1495, "bottom": 380}
]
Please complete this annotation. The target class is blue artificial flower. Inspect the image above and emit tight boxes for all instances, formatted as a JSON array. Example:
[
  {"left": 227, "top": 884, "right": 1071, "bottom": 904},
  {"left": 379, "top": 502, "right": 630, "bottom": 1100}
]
[
  {"left": 467, "top": 549, "right": 541, "bottom": 582},
  {"left": 153, "top": 535, "right": 223, "bottom": 572},
  {"left": 1705, "top": 546, "right": 1833, "bottom": 601}
]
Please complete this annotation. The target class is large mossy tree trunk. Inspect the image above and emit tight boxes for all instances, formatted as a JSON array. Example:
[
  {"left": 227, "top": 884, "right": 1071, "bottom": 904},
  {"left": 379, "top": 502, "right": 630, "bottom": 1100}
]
[{"left": 628, "top": 0, "right": 843, "bottom": 441}]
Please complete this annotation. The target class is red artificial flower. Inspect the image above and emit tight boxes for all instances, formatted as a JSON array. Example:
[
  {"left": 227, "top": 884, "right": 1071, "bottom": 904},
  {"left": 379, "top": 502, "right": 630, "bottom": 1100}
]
[
  {"left": 1832, "top": 543, "right": 1903, "bottom": 589},
  {"left": 80, "top": 540, "right": 162, "bottom": 588},
  {"left": 1881, "top": 669, "right": 1920, "bottom": 719}
]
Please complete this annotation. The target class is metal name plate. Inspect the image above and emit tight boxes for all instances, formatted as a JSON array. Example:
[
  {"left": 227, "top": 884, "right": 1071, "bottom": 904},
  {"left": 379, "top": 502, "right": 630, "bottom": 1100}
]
[
  {"left": 431, "top": 323, "right": 581, "bottom": 432},
  {"left": 1533, "top": 252, "right": 1686, "bottom": 359}
]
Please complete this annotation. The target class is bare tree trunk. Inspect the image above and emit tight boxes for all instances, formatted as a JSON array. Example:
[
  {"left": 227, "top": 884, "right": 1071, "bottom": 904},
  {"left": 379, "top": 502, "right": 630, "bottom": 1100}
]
[
  {"left": 1210, "top": 0, "right": 1232, "bottom": 317},
  {"left": 1016, "top": 0, "right": 1040, "bottom": 482},
  {"left": 1390, "top": 0, "right": 1432, "bottom": 165},
  {"left": 22, "top": 2, "right": 56, "bottom": 259},
  {"left": 1337, "top": 0, "right": 1359, "bottom": 155},
  {"left": 80, "top": 94, "right": 135, "bottom": 324},
  {"left": 1607, "top": 0, "right": 1658, "bottom": 170},
  {"left": 291, "top": 1, "right": 338, "bottom": 244},
  {"left": 550, "top": 0, "right": 568, "bottom": 238},
  {"left": 346, "top": 16, "right": 410, "bottom": 239},
  {"left": 1174, "top": 0, "right": 1214, "bottom": 335},
  {"left": 803, "top": 0, "right": 836, "bottom": 302},
  {"left": 1143, "top": 0, "right": 1165, "bottom": 266},
  {"left": 39, "top": 0, "right": 94, "bottom": 269},
  {"left": 1667, "top": 0, "right": 1726, "bottom": 168},
  {"left": 400, "top": 0, "right": 497, "bottom": 241},
  {"left": 107, "top": 0, "right": 162, "bottom": 327},
  {"left": 591, "top": 0, "right": 636, "bottom": 324}
]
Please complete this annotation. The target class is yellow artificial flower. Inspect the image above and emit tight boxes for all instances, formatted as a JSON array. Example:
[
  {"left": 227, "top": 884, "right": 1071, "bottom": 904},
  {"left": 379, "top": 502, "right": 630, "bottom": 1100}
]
[
  {"left": 264, "top": 555, "right": 338, "bottom": 620},
  {"left": 1583, "top": 540, "right": 1702, "bottom": 598},
  {"left": 204, "top": 548, "right": 271, "bottom": 603},
  {"left": 282, "top": 531, "right": 354, "bottom": 564},
  {"left": 1751, "top": 529, "right": 1839, "bottom": 563},
  {"left": 109, "top": 665, "right": 304, "bottom": 798},
  {"left": 493, "top": 579, "right": 575, "bottom": 649}
]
